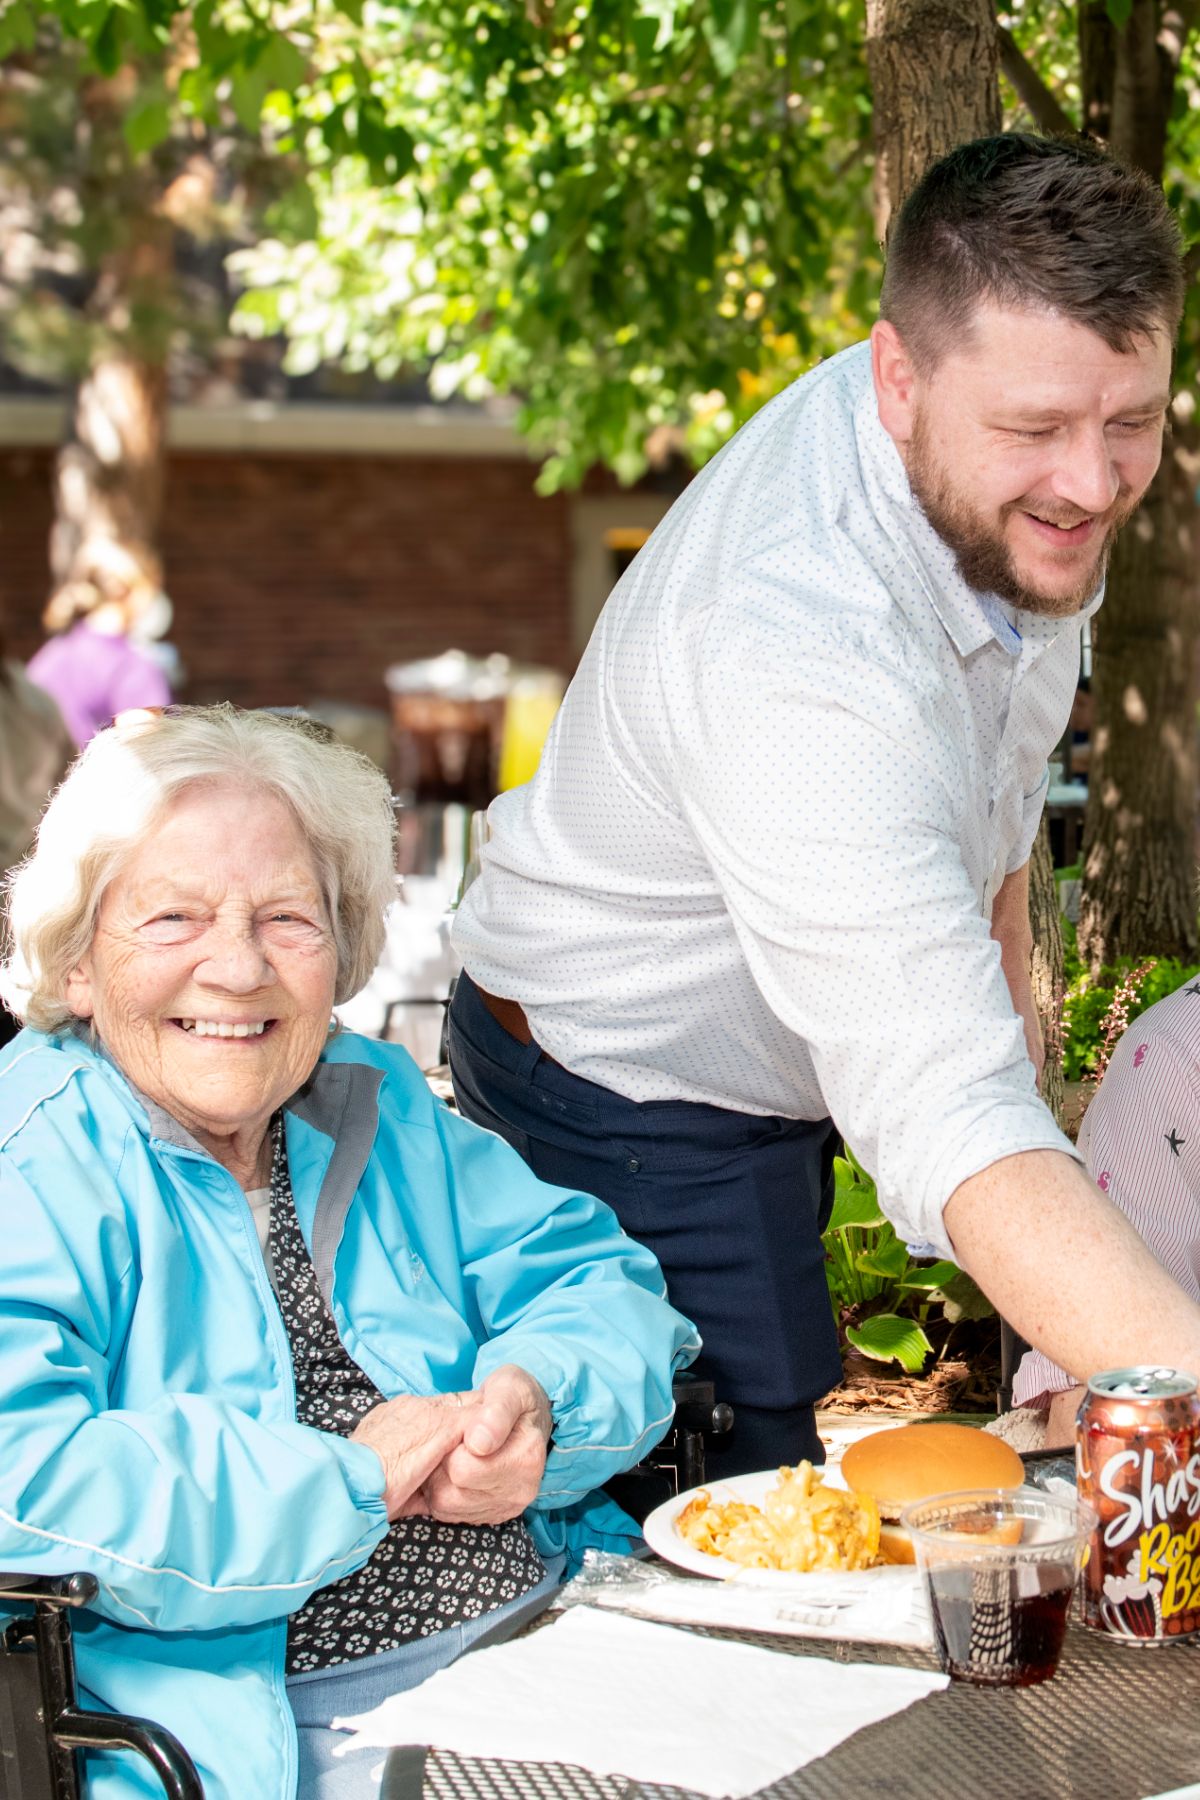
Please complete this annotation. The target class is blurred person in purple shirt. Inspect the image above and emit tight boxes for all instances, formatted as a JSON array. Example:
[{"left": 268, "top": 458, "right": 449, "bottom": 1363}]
[{"left": 28, "top": 540, "right": 173, "bottom": 747}]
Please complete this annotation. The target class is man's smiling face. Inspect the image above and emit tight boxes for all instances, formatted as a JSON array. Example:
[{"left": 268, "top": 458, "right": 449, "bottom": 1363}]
[{"left": 873, "top": 303, "right": 1172, "bottom": 618}]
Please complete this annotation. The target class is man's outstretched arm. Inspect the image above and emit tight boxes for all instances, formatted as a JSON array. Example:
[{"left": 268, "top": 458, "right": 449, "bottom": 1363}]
[{"left": 944, "top": 1149, "right": 1200, "bottom": 1384}]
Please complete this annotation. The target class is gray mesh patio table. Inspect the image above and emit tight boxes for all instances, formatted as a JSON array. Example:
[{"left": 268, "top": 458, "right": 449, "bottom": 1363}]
[{"left": 382, "top": 1615, "right": 1200, "bottom": 1800}]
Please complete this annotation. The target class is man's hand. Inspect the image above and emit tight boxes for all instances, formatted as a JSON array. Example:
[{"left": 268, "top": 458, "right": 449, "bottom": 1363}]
[
  {"left": 422, "top": 1364, "right": 552, "bottom": 1526},
  {"left": 350, "top": 1394, "right": 471, "bottom": 1521}
]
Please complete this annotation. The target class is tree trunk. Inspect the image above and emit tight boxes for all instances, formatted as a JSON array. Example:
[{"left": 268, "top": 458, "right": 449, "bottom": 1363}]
[
  {"left": 1078, "top": 0, "right": 1116, "bottom": 139},
  {"left": 1077, "top": 444, "right": 1199, "bottom": 969},
  {"left": 864, "top": 0, "right": 1000, "bottom": 240},
  {"left": 51, "top": 342, "right": 169, "bottom": 585},
  {"left": 49, "top": 70, "right": 172, "bottom": 588},
  {"left": 1075, "top": 0, "right": 1199, "bottom": 970}
]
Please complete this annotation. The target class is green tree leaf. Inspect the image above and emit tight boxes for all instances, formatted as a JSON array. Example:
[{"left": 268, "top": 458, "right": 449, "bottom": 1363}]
[
  {"left": 230, "top": 60, "right": 272, "bottom": 133},
  {"left": 845, "top": 1314, "right": 933, "bottom": 1375},
  {"left": 0, "top": 0, "right": 38, "bottom": 58},
  {"left": 90, "top": 6, "right": 122, "bottom": 75},
  {"left": 263, "top": 179, "right": 320, "bottom": 244},
  {"left": 256, "top": 32, "right": 307, "bottom": 96},
  {"left": 123, "top": 95, "right": 171, "bottom": 156}
]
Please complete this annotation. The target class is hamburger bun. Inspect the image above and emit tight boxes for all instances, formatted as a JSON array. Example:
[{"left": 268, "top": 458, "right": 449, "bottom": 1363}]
[{"left": 840, "top": 1423, "right": 1025, "bottom": 1564}]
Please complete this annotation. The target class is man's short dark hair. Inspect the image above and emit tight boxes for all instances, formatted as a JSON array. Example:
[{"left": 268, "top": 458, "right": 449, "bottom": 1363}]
[{"left": 879, "top": 133, "right": 1185, "bottom": 369}]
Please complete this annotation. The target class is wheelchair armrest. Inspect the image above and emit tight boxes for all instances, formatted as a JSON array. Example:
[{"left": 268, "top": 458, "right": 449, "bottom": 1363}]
[
  {"left": 0, "top": 1572, "right": 98, "bottom": 1608},
  {"left": 56, "top": 1706, "right": 204, "bottom": 1800},
  {"left": 670, "top": 1372, "right": 735, "bottom": 1437},
  {"left": 606, "top": 1374, "right": 735, "bottom": 1522},
  {"left": 0, "top": 1573, "right": 206, "bottom": 1798}
]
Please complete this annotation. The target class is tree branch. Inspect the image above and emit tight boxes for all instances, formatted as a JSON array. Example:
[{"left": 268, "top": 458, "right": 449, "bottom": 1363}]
[{"left": 996, "top": 25, "right": 1078, "bottom": 137}]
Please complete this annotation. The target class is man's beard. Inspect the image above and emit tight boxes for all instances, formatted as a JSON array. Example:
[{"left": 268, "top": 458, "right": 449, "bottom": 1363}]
[{"left": 906, "top": 411, "right": 1137, "bottom": 619}]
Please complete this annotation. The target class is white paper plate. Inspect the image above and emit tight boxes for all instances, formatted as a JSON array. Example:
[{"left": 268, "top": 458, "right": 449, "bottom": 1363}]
[
  {"left": 642, "top": 1425, "right": 911, "bottom": 1582},
  {"left": 643, "top": 1471, "right": 782, "bottom": 1579}
]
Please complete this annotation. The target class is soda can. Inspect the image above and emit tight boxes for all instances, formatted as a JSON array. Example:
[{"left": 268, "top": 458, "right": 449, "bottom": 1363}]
[{"left": 1076, "top": 1366, "right": 1200, "bottom": 1643}]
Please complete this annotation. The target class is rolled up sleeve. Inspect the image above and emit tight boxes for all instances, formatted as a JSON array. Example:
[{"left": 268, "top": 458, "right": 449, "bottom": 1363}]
[{"left": 675, "top": 636, "right": 1077, "bottom": 1258}]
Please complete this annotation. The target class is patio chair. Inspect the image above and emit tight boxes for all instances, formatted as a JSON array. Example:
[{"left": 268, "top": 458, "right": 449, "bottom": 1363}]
[{"left": 0, "top": 1571, "right": 204, "bottom": 1799}]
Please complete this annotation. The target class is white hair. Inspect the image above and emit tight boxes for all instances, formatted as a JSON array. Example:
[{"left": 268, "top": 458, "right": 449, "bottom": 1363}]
[{"left": 2, "top": 706, "right": 397, "bottom": 1032}]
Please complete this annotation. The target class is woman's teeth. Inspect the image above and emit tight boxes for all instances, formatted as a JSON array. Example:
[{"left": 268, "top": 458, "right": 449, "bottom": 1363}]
[{"left": 179, "top": 1020, "right": 267, "bottom": 1037}]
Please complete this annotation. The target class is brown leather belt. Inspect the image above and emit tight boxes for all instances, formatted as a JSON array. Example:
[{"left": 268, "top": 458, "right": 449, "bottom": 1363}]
[{"left": 475, "top": 984, "right": 543, "bottom": 1051}]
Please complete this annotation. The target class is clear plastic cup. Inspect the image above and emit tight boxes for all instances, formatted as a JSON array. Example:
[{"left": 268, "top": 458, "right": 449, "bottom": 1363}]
[{"left": 901, "top": 1487, "right": 1096, "bottom": 1687}]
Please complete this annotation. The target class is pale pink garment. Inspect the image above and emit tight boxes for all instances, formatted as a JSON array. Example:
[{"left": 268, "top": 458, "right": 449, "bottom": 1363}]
[{"left": 1013, "top": 980, "right": 1200, "bottom": 1407}]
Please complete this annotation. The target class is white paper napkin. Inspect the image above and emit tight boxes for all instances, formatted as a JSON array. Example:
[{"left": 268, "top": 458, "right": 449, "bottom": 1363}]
[
  {"left": 724, "top": 1564, "right": 932, "bottom": 1646},
  {"left": 562, "top": 1561, "right": 932, "bottom": 1648},
  {"left": 333, "top": 1608, "right": 948, "bottom": 1798}
]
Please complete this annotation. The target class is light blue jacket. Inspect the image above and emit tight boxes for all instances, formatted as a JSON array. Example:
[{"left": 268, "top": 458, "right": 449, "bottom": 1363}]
[{"left": 0, "top": 1029, "right": 698, "bottom": 1800}]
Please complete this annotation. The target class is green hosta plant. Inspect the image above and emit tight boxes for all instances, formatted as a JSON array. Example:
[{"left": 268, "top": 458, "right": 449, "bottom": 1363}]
[{"left": 823, "top": 1152, "right": 991, "bottom": 1376}]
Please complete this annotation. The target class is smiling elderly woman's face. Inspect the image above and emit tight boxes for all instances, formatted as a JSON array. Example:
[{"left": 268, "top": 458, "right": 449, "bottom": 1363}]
[{"left": 65, "top": 780, "right": 339, "bottom": 1181}]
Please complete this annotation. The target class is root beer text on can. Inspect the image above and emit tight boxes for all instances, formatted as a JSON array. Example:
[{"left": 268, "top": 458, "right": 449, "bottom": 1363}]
[{"left": 1076, "top": 1367, "right": 1200, "bottom": 1644}]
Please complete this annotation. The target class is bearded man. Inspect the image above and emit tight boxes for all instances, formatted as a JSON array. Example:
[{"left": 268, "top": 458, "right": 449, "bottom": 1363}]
[{"left": 449, "top": 133, "right": 1200, "bottom": 1475}]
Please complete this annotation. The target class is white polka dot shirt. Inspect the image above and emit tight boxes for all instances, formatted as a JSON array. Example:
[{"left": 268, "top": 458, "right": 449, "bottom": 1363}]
[{"left": 454, "top": 342, "right": 1087, "bottom": 1256}]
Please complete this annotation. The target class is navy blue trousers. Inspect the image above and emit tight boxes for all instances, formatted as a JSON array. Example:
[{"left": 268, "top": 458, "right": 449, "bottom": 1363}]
[{"left": 446, "top": 973, "right": 843, "bottom": 1477}]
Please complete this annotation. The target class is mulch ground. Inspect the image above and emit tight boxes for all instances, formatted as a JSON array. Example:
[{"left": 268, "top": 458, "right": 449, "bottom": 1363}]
[{"left": 822, "top": 1318, "right": 1001, "bottom": 1417}]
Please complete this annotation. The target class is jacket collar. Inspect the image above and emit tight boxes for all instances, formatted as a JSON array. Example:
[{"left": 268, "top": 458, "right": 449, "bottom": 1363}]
[{"left": 288, "top": 1059, "right": 385, "bottom": 1308}]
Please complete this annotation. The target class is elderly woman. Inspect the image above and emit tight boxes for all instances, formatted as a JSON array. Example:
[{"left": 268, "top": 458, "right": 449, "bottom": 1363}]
[{"left": 0, "top": 706, "right": 697, "bottom": 1800}]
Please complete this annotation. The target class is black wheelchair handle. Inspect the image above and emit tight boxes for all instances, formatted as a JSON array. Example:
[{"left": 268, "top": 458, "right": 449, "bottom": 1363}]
[
  {"left": 56, "top": 1705, "right": 205, "bottom": 1800},
  {"left": 0, "top": 1572, "right": 99, "bottom": 1607}
]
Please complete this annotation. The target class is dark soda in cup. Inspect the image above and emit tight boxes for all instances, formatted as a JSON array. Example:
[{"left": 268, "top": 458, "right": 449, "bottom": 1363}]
[{"left": 926, "top": 1564, "right": 1074, "bottom": 1686}]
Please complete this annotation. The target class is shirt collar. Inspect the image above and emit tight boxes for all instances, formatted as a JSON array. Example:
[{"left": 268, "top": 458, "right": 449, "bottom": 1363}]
[{"left": 851, "top": 354, "right": 1104, "bottom": 661}]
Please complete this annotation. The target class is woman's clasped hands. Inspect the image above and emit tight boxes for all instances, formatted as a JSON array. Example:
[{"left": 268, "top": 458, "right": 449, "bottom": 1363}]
[{"left": 350, "top": 1363, "right": 553, "bottom": 1525}]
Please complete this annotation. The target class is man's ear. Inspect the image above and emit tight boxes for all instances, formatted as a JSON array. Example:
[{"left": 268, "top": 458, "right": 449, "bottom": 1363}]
[
  {"left": 65, "top": 960, "right": 94, "bottom": 1021},
  {"left": 871, "top": 319, "right": 918, "bottom": 451}
]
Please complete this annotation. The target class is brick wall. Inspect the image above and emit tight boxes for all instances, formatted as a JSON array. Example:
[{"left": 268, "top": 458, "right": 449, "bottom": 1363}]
[{"left": 0, "top": 445, "right": 575, "bottom": 711}]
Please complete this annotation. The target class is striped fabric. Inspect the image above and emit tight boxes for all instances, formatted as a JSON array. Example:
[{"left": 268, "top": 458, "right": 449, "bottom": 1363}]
[{"left": 1013, "top": 980, "right": 1200, "bottom": 1407}]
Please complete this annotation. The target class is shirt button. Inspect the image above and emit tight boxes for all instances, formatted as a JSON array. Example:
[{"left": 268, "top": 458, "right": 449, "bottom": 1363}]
[{"left": 627, "top": 1156, "right": 641, "bottom": 1174}]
